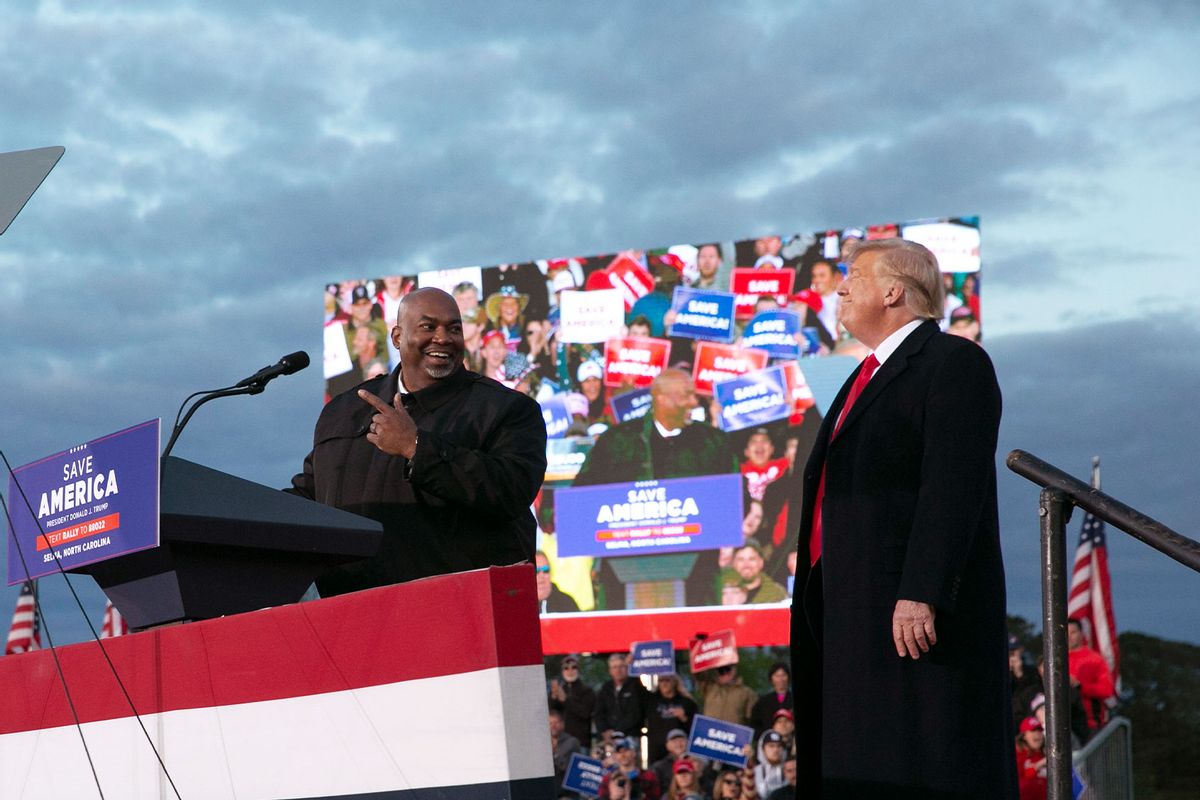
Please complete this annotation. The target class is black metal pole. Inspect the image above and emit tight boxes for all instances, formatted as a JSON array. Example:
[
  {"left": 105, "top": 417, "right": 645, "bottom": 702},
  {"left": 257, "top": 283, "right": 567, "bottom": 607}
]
[
  {"left": 161, "top": 384, "right": 263, "bottom": 459},
  {"left": 1010, "top": 449, "right": 1200, "bottom": 573},
  {"left": 1040, "top": 487, "right": 1073, "bottom": 800}
]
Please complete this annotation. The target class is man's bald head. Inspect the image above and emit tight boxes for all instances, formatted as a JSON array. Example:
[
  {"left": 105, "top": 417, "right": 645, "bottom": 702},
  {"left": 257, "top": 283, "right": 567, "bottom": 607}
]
[
  {"left": 650, "top": 368, "right": 699, "bottom": 430},
  {"left": 650, "top": 368, "right": 691, "bottom": 396},
  {"left": 397, "top": 287, "right": 461, "bottom": 327},
  {"left": 390, "top": 287, "right": 465, "bottom": 392}
]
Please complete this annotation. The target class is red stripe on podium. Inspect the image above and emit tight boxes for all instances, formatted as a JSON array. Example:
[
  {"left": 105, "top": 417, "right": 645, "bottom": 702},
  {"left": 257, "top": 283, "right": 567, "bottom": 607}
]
[
  {"left": 0, "top": 565, "right": 542, "bottom": 734},
  {"left": 539, "top": 605, "right": 791, "bottom": 654}
]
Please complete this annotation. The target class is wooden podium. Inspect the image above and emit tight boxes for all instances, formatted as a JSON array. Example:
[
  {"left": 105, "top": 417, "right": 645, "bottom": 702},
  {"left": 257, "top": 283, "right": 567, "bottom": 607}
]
[{"left": 0, "top": 566, "right": 554, "bottom": 799}]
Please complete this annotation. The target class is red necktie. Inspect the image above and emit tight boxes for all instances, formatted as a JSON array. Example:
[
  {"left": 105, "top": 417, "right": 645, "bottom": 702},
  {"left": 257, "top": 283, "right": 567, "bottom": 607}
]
[{"left": 809, "top": 354, "right": 879, "bottom": 566}]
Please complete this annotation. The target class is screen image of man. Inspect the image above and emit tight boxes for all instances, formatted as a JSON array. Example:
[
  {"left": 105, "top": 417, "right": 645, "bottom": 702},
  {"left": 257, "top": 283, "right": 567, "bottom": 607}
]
[
  {"left": 733, "top": 542, "right": 787, "bottom": 604},
  {"left": 535, "top": 551, "right": 580, "bottom": 613},
  {"left": 791, "top": 238, "right": 1015, "bottom": 798},
  {"left": 290, "top": 287, "right": 548, "bottom": 596},
  {"left": 572, "top": 368, "right": 737, "bottom": 609}
]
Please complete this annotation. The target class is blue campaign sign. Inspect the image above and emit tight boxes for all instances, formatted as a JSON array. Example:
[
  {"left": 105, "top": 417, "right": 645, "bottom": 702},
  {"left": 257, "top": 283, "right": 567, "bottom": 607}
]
[
  {"left": 713, "top": 365, "right": 791, "bottom": 432},
  {"left": 6, "top": 419, "right": 161, "bottom": 584},
  {"left": 800, "top": 326, "right": 823, "bottom": 356},
  {"left": 561, "top": 752, "right": 605, "bottom": 797},
  {"left": 609, "top": 387, "right": 652, "bottom": 424},
  {"left": 686, "top": 714, "right": 754, "bottom": 768},
  {"left": 555, "top": 474, "right": 743, "bottom": 558},
  {"left": 668, "top": 287, "right": 736, "bottom": 343},
  {"left": 540, "top": 396, "right": 572, "bottom": 440},
  {"left": 741, "top": 309, "right": 802, "bottom": 359},
  {"left": 629, "top": 640, "right": 675, "bottom": 675}
]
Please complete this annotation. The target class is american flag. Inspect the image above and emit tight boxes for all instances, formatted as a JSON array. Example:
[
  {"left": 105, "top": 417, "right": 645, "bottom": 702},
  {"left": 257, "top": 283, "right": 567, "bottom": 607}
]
[
  {"left": 1067, "top": 462, "right": 1119, "bottom": 688},
  {"left": 101, "top": 599, "right": 129, "bottom": 638},
  {"left": 5, "top": 581, "right": 40, "bottom": 655}
]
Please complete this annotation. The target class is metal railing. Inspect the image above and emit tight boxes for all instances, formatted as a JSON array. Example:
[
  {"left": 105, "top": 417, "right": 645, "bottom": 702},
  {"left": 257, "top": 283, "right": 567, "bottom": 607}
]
[
  {"left": 1074, "top": 716, "right": 1133, "bottom": 800},
  {"left": 1006, "top": 450, "right": 1200, "bottom": 800}
]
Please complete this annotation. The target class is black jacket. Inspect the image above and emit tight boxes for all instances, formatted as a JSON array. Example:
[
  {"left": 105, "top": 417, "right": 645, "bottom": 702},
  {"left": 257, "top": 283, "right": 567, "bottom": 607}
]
[
  {"left": 645, "top": 692, "right": 698, "bottom": 763},
  {"left": 549, "top": 678, "right": 597, "bottom": 748},
  {"left": 290, "top": 365, "right": 547, "bottom": 595},
  {"left": 543, "top": 584, "right": 581, "bottom": 613},
  {"left": 749, "top": 689, "right": 792, "bottom": 737},
  {"left": 594, "top": 678, "right": 650, "bottom": 738}
]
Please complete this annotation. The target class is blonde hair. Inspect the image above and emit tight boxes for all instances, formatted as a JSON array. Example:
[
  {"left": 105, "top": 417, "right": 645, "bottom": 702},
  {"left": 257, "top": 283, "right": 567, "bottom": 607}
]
[{"left": 849, "top": 238, "right": 944, "bottom": 320}]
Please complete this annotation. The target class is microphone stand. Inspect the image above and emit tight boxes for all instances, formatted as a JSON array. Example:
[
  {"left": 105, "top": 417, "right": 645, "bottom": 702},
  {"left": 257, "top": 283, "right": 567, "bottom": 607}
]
[{"left": 161, "top": 383, "right": 265, "bottom": 460}]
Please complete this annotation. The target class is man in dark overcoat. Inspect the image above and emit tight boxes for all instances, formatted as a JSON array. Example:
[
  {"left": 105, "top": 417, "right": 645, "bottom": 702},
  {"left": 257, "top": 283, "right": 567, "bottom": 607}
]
[{"left": 791, "top": 238, "right": 1016, "bottom": 798}]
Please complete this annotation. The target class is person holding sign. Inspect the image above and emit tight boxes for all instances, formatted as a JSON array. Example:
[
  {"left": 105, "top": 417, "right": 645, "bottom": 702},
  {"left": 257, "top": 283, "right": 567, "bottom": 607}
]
[
  {"left": 791, "top": 238, "right": 1013, "bottom": 797},
  {"left": 694, "top": 665, "right": 756, "bottom": 729},
  {"left": 290, "top": 288, "right": 547, "bottom": 595}
]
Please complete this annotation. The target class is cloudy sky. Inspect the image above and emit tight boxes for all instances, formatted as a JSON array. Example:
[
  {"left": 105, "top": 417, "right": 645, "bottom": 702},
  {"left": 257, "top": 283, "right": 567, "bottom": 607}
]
[{"left": 2, "top": 1, "right": 1198, "bottom": 647}]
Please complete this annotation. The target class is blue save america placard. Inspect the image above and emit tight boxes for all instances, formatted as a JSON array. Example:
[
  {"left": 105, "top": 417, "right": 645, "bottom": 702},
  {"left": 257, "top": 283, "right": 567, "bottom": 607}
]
[
  {"left": 668, "top": 287, "right": 736, "bottom": 342},
  {"left": 540, "top": 396, "right": 572, "bottom": 440},
  {"left": 714, "top": 365, "right": 791, "bottom": 432},
  {"left": 561, "top": 753, "right": 605, "bottom": 797},
  {"left": 742, "top": 309, "right": 803, "bottom": 359},
  {"left": 609, "top": 387, "right": 652, "bottom": 424},
  {"left": 555, "top": 474, "right": 743, "bottom": 558},
  {"left": 686, "top": 714, "right": 754, "bottom": 768},
  {"left": 630, "top": 640, "right": 675, "bottom": 675},
  {"left": 6, "top": 419, "right": 161, "bottom": 584}
]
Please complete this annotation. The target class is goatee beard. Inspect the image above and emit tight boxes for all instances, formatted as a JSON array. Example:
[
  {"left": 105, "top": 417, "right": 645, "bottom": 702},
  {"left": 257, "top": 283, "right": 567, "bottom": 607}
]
[{"left": 423, "top": 361, "right": 456, "bottom": 379}]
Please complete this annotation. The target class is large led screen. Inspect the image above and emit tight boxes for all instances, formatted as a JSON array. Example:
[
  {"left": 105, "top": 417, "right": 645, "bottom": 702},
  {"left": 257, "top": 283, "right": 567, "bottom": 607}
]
[{"left": 322, "top": 217, "right": 982, "bottom": 634}]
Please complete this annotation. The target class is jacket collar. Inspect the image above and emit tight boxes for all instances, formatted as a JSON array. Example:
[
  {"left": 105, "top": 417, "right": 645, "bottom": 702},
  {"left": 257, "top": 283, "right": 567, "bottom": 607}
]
[
  {"left": 833, "top": 319, "right": 939, "bottom": 442},
  {"left": 377, "top": 364, "right": 477, "bottom": 413}
]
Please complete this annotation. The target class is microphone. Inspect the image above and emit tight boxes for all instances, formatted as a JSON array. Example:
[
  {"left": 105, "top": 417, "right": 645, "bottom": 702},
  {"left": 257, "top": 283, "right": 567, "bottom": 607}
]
[
  {"left": 235, "top": 351, "right": 310, "bottom": 388},
  {"left": 162, "top": 350, "right": 311, "bottom": 459}
]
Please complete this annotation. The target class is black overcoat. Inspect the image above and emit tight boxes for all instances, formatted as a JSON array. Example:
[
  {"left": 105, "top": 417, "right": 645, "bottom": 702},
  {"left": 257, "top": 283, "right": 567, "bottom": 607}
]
[{"left": 791, "top": 321, "right": 1017, "bottom": 799}]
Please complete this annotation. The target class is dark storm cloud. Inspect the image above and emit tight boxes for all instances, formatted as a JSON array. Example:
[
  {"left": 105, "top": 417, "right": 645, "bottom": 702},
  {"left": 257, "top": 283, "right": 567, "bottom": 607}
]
[
  {"left": 984, "top": 247, "right": 1065, "bottom": 287},
  {"left": 990, "top": 318, "right": 1200, "bottom": 638},
  {"left": 762, "top": 114, "right": 1103, "bottom": 230}
]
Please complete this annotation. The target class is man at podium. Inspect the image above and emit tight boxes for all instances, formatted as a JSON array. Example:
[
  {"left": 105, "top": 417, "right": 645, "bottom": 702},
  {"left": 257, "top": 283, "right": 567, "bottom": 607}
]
[{"left": 290, "top": 288, "right": 547, "bottom": 595}]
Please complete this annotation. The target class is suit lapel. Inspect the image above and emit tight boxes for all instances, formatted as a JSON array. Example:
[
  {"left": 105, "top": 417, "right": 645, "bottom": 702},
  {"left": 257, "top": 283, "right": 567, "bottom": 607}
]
[{"left": 831, "top": 321, "right": 938, "bottom": 444}]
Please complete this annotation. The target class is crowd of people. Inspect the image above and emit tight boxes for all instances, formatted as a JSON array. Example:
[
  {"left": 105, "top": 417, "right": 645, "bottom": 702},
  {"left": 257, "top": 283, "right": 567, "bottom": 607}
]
[
  {"left": 546, "top": 652, "right": 798, "bottom": 800},
  {"left": 323, "top": 229, "right": 982, "bottom": 401},
  {"left": 543, "top": 620, "right": 1118, "bottom": 800},
  {"left": 1007, "top": 620, "right": 1119, "bottom": 799}
]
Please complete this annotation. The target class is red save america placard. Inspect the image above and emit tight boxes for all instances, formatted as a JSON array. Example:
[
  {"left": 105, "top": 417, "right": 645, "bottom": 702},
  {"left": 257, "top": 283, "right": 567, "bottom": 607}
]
[
  {"left": 689, "top": 628, "right": 739, "bottom": 672},
  {"left": 603, "top": 336, "right": 671, "bottom": 389},
  {"left": 605, "top": 254, "right": 656, "bottom": 312},
  {"left": 730, "top": 268, "right": 795, "bottom": 319},
  {"left": 779, "top": 361, "right": 817, "bottom": 423},
  {"left": 692, "top": 342, "right": 769, "bottom": 396}
]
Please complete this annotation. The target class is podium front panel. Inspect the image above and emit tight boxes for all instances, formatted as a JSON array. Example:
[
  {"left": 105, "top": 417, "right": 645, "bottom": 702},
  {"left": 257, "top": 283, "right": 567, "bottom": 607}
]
[{"left": 0, "top": 565, "right": 553, "bottom": 800}]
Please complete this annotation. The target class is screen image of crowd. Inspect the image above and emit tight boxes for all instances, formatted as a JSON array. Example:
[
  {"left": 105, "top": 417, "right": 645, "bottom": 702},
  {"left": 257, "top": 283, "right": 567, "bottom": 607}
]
[{"left": 323, "top": 217, "right": 983, "bottom": 614}]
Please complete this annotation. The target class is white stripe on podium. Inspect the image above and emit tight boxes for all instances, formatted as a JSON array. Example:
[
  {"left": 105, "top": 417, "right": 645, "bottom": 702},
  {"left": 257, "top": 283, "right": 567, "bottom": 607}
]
[{"left": 0, "top": 665, "right": 552, "bottom": 799}]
